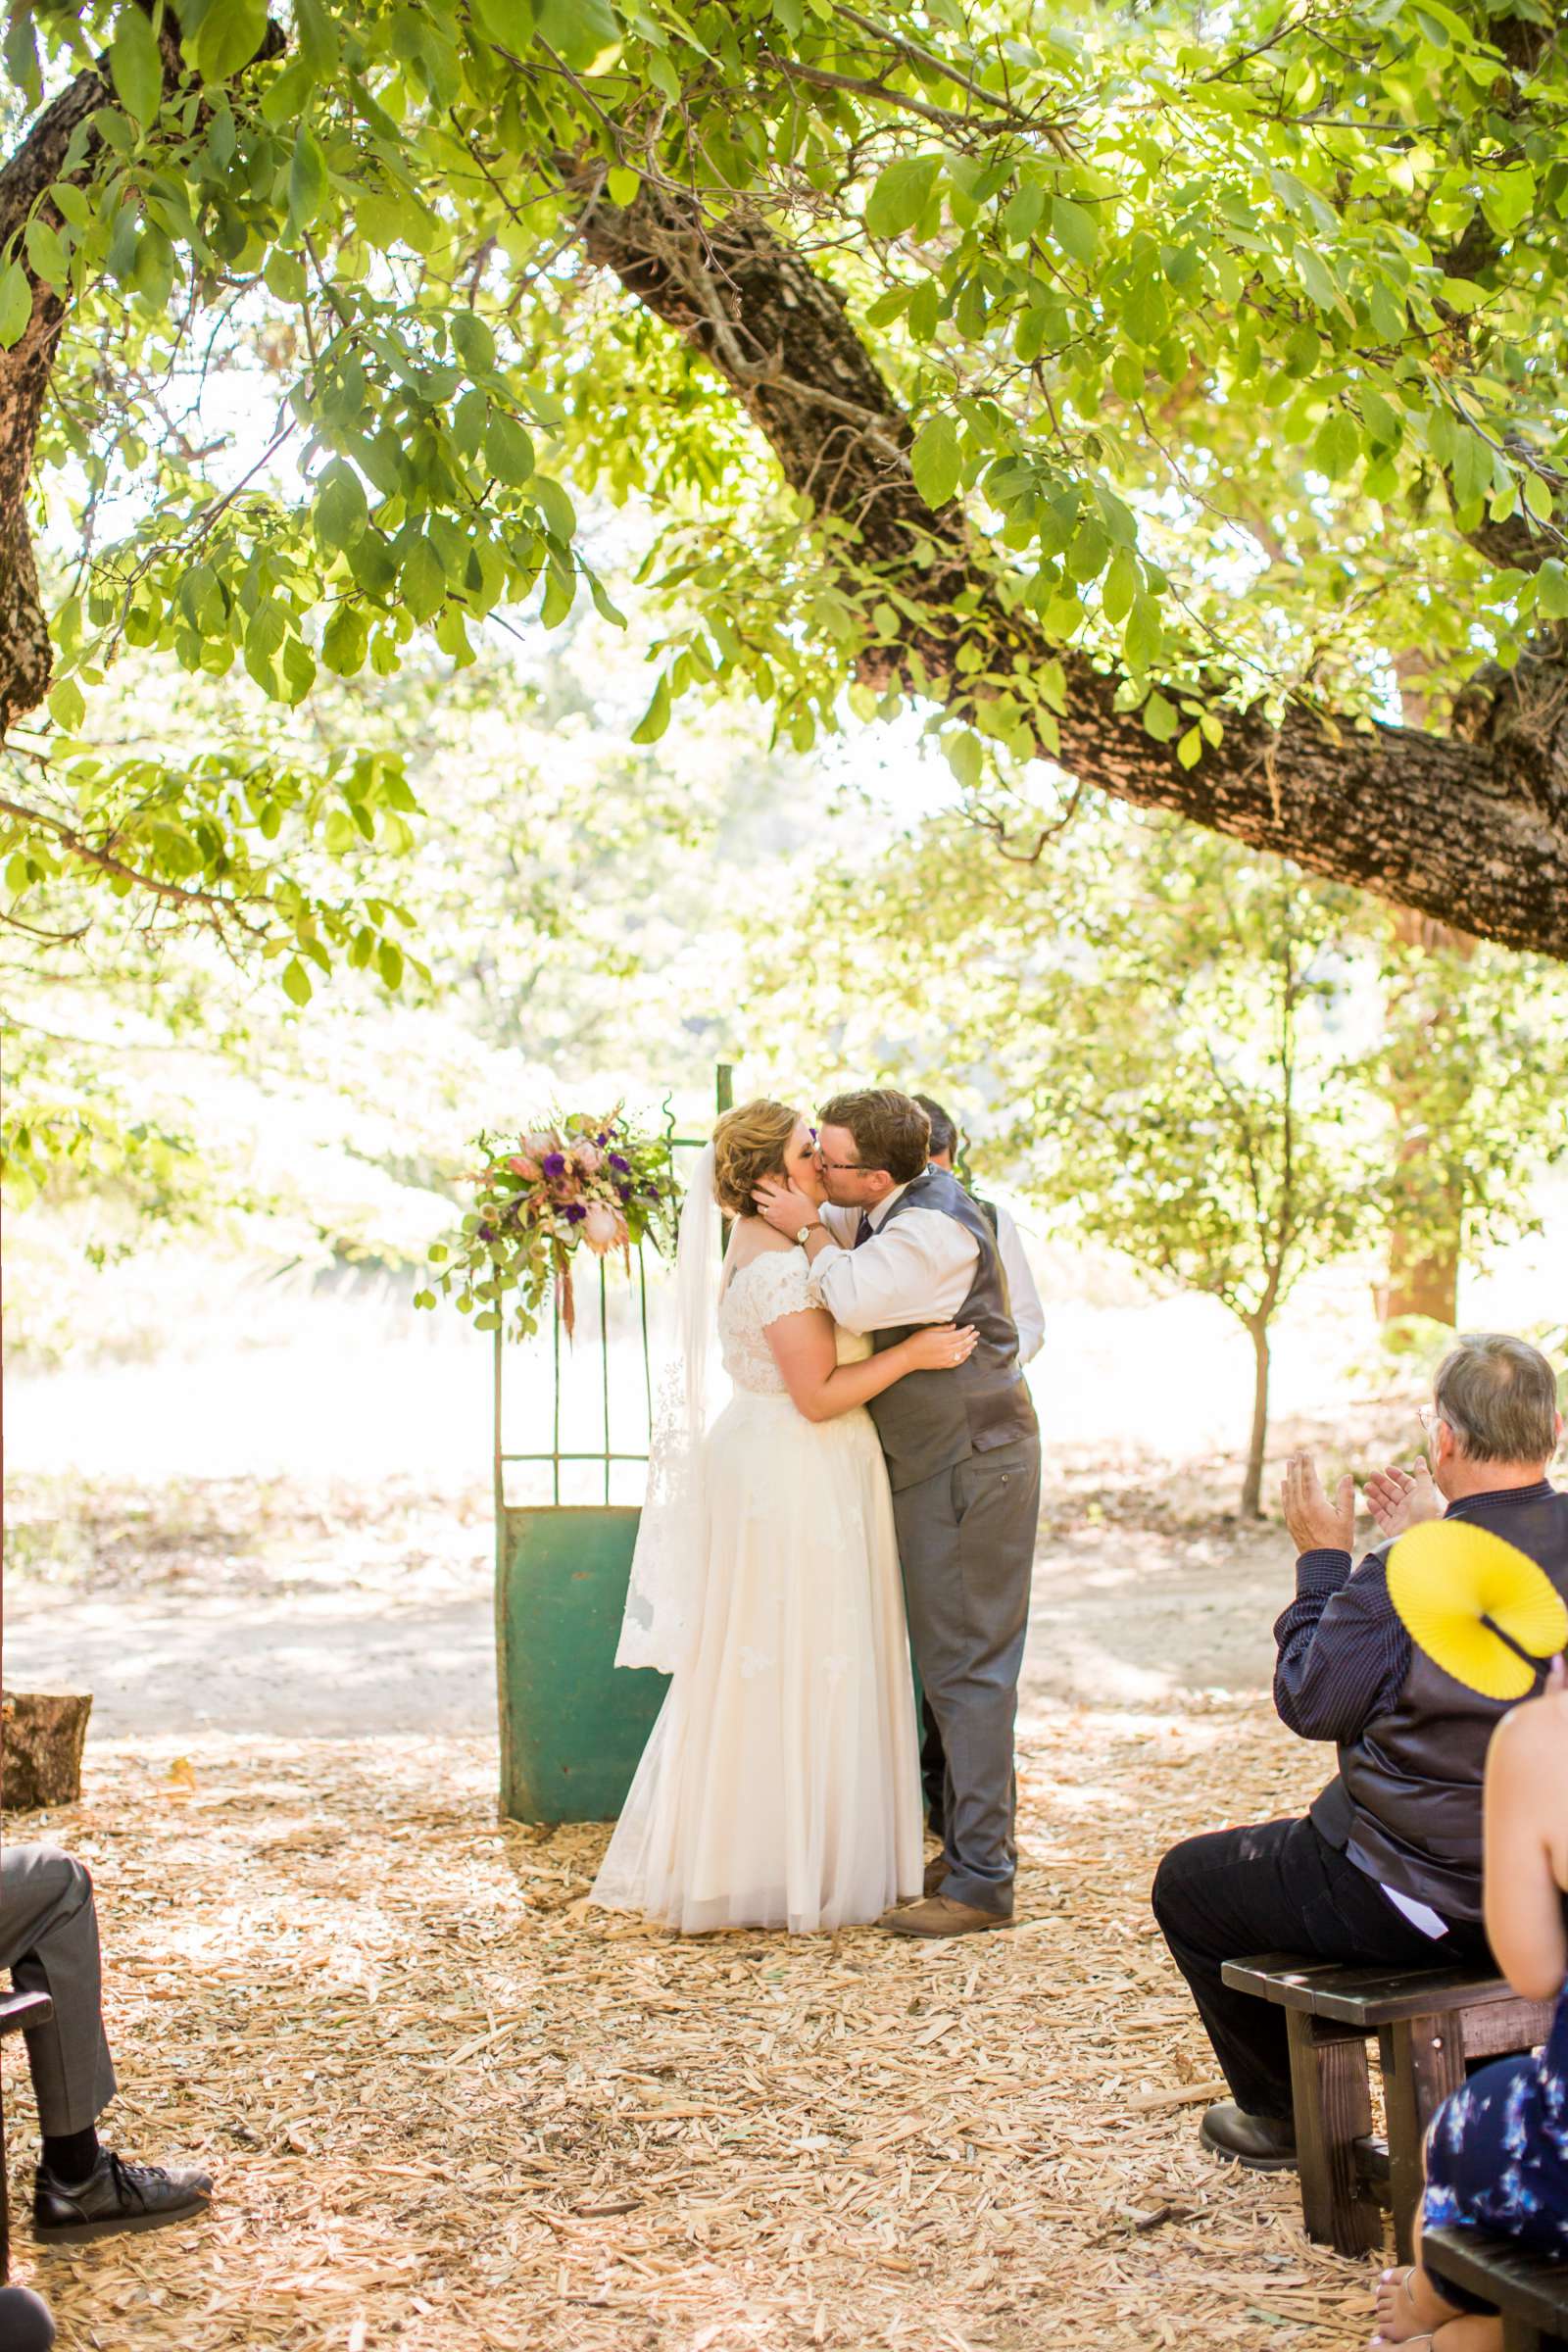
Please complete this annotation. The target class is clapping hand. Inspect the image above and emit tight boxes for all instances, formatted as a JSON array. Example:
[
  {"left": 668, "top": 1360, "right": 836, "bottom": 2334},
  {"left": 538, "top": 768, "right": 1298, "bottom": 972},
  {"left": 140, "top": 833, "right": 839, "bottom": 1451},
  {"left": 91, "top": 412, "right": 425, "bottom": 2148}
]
[
  {"left": 1280, "top": 1451, "right": 1356, "bottom": 1554},
  {"left": 1364, "top": 1456, "right": 1441, "bottom": 1543}
]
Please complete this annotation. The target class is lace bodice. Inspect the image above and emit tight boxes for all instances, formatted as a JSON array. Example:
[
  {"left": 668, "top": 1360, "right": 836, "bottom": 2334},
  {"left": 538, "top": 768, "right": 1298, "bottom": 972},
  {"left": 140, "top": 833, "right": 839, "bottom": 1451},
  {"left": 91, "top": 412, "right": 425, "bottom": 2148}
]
[{"left": 718, "top": 1248, "right": 870, "bottom": 1396}]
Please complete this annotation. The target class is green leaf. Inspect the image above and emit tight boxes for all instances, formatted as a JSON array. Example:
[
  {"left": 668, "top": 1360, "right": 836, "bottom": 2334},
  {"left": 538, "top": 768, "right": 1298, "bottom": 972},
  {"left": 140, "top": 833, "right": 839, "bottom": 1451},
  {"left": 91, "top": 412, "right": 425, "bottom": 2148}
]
[
  {"left": 1049, "top": 196, "right": 1099, "bottom": 266},
  {"left": 864, "top": 154, "right": 943, "bottom": 240},
  {"left": 295, "top": 0, "right": 339, "bottom": 75},
  {"left": 1481, "top": 163, "right": 1535, "bottom": 240},
  {"left": 1142, "top": 691, "right": 1180, "bottom": 742},
  {"left": 192, "top": 0, "right": 269, "bottom": 80},
  {"left": 321, "top": 602, "right": 369, "bottom": 675},
  {"left": 110, "top": 6, "right": 164, "bottom": 127},
  {"left": 25, "top": 218, "right": 71, "bottom": 288},
  {"left": 451, "top": 310, "right": 496, "bottom": 377},
  {"left": 281, "top": 956, "right": 313, "bottom": 1006},
  {"left": 945, "top": 729, "right": 984, "bottom": 791},
  {"left": 910, "top": 414, "right": 962, "bottom": 509},
  {"left": 535, "top": 0, "right": 620, "bottom": 74},
  {"left": 631, "top": 673, "right": 671, "bottom": 744},
  {"left": 1102, "top": 548, "right": 1138, "bottom": 626},
  {"left": 606, "top": 166, "right": 640, "bottom": 207},
  {"left": 0, "top": 262, "right": 30, "bottom": 350},
  {"left": 48, "top": 676, "right": 85, "bottom": 732},
  {"left": 485, "top": 413, "right": 535, "bottom": 486},
  {"left": 1537, "top": 560, "right": 1568, "bottom": 619},
  {"left": 1523, "top": 469, "right": 1555, "bottom": 524},
  {"left": 314, "top": 460, "right": 368, "bottom": 551},
  {"left": 289, "top": 126, "right": 328, "bottom": 231},
  {"left": 377, "top": 938, "right": 405, "bottom": 990},
  {"left": 400, "top": 536, "right": 447, "bottom": 622},
  {"left": 1177, "top": 724, "right": 1203, "bottom": 769}
]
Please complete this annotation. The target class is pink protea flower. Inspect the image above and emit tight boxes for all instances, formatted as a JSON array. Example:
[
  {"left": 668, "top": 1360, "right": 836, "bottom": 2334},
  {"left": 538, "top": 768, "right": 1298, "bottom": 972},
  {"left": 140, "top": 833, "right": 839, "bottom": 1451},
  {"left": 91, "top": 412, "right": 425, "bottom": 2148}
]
[
  {"left": 573, "top": 1143, "right": 603, "bottom": 1176},
  {"left": 507, "top": 1154, "right": 541, "bottom": 1180},
  {"left": 580, "top": 1201, "right": 620, "bottom": 1253}
]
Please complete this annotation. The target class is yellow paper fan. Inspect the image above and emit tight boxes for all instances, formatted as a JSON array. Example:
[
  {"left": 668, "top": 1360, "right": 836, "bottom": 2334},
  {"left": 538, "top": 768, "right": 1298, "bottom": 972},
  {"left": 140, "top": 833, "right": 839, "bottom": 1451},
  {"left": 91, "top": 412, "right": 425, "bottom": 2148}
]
[{"left": 1387, "top": 1520, "right": 1568, "bottom": 1701}]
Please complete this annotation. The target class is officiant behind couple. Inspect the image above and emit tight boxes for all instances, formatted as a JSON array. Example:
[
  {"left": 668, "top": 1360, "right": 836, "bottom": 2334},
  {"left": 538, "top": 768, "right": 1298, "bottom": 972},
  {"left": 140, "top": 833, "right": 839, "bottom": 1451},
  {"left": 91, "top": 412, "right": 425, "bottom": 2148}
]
[{"left": 591, "top": 1089, "right": 1042, "bottom": 1938}]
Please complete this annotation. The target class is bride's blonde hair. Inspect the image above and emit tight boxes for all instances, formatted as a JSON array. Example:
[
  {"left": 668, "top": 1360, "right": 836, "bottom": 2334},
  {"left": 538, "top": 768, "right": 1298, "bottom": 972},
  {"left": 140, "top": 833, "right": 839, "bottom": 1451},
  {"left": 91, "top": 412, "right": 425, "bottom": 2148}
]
[{"left": 711, "top": 1099, "right": 800, "bottom": 1217}]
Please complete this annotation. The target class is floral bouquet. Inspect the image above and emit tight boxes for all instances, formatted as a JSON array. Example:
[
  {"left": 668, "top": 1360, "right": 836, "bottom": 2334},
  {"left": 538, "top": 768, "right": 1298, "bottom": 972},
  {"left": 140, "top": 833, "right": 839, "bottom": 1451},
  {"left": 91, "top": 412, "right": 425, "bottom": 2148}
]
[{"left": 416, "top": 1108, "right": 678, "bottom": 1341}]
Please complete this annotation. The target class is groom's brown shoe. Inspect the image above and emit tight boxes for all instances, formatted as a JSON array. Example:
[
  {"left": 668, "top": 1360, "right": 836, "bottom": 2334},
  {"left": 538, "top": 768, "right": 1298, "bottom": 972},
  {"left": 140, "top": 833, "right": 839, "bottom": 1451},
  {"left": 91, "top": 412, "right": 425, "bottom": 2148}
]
[
  {"left": 879, "top": 1895, "right": 1012, "bottom": 1938},
  {"left": 923, "top": 1854, "right": 949, "bottom": 1897}
]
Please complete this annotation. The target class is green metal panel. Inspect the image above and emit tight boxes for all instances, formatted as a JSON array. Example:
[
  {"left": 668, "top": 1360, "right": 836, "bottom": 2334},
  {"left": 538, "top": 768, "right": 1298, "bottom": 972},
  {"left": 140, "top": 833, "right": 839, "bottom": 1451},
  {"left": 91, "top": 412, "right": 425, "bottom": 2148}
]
[{"left": 496, "top": 1503, "right": 669, "bottom": 1824}]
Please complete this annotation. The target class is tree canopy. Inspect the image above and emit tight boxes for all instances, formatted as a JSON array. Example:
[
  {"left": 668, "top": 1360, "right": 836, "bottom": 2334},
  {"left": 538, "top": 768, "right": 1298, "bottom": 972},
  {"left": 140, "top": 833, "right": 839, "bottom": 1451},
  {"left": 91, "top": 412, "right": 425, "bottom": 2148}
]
[{"left": 7, "top": 0, "right": 1568, "bottom": 979}]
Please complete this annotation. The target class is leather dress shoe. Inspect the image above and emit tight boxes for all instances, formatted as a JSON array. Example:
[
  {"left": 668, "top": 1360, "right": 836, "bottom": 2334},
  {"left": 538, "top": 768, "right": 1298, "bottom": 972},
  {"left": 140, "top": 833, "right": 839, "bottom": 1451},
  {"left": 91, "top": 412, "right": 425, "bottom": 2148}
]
[
  {"left": 923, "top": 1854, "right": 949, "bottom": 1897},
  {"left": 879, "top": 1894, "right": 1013, "bottom": 1938},
  {"left": 35, "top": 2148, "right": 214, "bottom": 2242},
  {"left": 1198, "top": 2101, "right": 1298, "bottom": 2172}
]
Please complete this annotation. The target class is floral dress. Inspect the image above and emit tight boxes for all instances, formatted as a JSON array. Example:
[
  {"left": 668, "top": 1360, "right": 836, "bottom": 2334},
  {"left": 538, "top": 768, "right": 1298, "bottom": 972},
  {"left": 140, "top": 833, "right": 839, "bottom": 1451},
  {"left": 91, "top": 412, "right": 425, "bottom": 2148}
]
[{"left": 1422, "top": 1969, "right": 1568, "bottom": 2309}]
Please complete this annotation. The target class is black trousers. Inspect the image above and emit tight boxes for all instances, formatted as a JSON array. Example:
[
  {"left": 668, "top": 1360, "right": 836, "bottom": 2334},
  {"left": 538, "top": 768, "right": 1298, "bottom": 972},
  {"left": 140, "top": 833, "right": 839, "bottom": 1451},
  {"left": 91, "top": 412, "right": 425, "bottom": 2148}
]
[{"left": 1151, "top": 1814, "right": 1492, "bottom": 2118}]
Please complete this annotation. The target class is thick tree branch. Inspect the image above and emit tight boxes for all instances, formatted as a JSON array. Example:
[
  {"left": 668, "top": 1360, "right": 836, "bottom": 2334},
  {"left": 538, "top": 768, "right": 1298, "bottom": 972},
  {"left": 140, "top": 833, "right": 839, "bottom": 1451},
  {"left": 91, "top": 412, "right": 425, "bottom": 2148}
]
[
  {"left": 571, "top": 174, "right": 1568, "bottom": 961},
  {"left": 0, "top": 11, "right": 283, "bottom": 737}
]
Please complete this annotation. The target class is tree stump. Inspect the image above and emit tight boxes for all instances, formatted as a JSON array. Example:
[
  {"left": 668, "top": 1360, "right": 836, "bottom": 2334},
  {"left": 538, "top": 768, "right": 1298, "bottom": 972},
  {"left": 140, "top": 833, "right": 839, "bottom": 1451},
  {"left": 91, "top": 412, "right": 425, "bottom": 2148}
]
[{"left": 1, "top": 1692, "right": 92, "bottom": 1809}]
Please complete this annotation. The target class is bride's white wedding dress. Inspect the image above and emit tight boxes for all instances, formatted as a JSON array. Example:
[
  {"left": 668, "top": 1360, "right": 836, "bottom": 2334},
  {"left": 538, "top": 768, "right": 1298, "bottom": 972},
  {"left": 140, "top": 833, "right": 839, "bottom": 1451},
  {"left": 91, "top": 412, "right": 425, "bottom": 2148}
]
[{"left": 592, "top": 1247, "right": 923, "bottom": 1933}]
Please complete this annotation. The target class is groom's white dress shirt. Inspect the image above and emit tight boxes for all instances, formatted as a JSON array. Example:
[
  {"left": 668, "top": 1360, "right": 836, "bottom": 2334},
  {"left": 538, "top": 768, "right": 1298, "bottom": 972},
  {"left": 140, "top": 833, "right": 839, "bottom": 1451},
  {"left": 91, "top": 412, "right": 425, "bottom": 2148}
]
[
  {"left": 813, "top": 1186, "right": 978, "bottom": 1333},
  {"left": 992, "top": 1201, "right": 1046, "bottom": 1366}
]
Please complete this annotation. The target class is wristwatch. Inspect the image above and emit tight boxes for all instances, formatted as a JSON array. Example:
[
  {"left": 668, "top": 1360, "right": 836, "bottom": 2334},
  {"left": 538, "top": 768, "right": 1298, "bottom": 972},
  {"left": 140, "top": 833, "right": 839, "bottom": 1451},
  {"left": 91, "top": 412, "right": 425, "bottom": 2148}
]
[{"left": 795, "top": 1222, "right": 818, "bottom": 1246}]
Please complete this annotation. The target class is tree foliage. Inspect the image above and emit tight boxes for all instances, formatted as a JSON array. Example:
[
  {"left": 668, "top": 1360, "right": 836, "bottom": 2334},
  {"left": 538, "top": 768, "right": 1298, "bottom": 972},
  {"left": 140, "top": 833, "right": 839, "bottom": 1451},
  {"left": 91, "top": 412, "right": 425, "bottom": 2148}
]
[
  {"left": 7, "top": 0, "right": 1568, "bottom": 980},
  {"left": 759, "top": 802, "right": 1568, "bottom": 1509}
]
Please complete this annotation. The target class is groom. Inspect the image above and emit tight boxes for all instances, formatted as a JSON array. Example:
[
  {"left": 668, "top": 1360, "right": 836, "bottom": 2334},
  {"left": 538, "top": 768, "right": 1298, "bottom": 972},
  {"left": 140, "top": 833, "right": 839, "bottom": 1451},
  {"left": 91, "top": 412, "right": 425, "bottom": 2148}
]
[{"left": 757, "top": 1088, "right": 1041, "bottom": 1936}]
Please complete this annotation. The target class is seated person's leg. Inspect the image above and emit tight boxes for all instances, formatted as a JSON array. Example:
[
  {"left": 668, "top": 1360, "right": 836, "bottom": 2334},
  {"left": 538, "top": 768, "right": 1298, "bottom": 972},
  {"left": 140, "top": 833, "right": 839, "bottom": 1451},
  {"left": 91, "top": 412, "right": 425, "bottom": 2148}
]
[
  {"left": 1153, "top": 1811, "right": 1488, "bottom": 2168},
  {"left": 1152, "top": 1816, "right": 1303, "bottom": 2151},
  {"left": 2, "top": 1844, "right": 213, "bottom": 2243}
]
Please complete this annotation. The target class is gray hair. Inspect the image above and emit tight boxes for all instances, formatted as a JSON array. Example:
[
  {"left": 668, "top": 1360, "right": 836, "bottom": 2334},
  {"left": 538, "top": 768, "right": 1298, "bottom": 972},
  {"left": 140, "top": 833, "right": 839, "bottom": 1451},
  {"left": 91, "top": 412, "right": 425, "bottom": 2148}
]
[{"left": 1432, "top": 1333, "right": 1560, "bottom": 1465}]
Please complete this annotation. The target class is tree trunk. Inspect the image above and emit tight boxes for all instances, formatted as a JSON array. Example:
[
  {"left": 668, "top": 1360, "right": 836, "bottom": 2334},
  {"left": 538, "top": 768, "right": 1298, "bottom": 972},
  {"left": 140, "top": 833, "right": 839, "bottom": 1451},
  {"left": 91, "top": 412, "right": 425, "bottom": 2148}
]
[
  {"left": 1, "top": 1690, "right": 92, "bottom": 1808},
  {"left": 1242, "top": 1320, "right": 1271, "bottom": 1519},
  {"left": 570, "top": 179, "right": 1568, "bottom": 962}
]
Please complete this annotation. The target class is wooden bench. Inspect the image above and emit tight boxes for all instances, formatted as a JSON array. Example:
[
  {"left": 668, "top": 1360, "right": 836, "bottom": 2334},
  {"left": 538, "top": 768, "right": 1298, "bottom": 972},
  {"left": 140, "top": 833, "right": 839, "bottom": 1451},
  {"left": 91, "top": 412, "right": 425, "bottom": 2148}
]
[
  {"left": 1220, "top": 1955, "right": 1554, "bottom": 2261},
  {"left": 0, "top": 1988, "right": 55, "bottom": 2279},
  {"left": 1422, "top": 2225, "right": 1568, "bottom": 2351}
]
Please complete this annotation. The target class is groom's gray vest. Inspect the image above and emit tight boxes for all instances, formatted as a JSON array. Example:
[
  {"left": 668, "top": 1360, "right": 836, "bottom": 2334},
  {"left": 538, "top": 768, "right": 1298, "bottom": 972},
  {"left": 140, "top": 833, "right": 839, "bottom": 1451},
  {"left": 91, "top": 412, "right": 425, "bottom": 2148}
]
[{"left": 864, "top": 1167, "right": 1039, "bottom": 1492}]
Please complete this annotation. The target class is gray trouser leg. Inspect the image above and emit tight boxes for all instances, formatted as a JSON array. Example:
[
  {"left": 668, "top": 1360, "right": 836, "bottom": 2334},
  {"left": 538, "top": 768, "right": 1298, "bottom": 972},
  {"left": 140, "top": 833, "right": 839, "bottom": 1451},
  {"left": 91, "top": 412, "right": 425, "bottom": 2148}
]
[
  {"left": 1, "top": 1845, "right": 118, "bottom": 2134},
  {"left": 892, "top": 1434, "right": 1041, "bottom": 1916}
]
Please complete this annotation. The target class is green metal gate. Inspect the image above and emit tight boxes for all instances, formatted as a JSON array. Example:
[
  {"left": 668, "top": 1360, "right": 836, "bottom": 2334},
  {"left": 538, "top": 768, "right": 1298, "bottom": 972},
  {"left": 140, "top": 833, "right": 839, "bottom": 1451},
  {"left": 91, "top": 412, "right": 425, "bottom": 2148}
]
[{"left": 492, "top": 1069, "right": 731, "bottom": 1823}]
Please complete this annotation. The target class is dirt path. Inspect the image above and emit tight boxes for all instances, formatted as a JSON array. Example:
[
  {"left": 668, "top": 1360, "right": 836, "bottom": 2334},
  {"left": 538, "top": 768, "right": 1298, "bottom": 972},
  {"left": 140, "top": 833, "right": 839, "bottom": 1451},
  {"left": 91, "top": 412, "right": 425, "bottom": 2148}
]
[{"left": 3, "top": 1468, "right": 1285, "bottom": 1741}]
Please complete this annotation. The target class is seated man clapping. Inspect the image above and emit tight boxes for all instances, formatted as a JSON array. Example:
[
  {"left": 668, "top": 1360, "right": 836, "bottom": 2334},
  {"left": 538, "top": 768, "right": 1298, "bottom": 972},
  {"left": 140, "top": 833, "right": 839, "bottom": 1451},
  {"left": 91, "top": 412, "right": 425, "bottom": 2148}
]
[{"left": 1152, "top": 1333, "right": 1568, "bottom": 2170}]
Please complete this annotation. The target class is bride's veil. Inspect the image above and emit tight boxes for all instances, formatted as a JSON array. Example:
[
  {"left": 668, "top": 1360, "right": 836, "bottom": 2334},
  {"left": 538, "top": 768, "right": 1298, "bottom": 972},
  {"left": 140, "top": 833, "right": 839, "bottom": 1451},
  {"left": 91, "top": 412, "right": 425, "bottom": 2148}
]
[{"left": 614, "top": 1140, "right": 724, "bottom": 1672}]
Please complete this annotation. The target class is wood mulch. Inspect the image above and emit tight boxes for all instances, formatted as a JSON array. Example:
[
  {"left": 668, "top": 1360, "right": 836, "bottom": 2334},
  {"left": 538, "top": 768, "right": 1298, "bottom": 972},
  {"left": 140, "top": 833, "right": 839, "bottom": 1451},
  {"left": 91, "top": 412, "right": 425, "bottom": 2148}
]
[{"left": 4, "top": 1701, "right": 1381, "bottom": 2350}]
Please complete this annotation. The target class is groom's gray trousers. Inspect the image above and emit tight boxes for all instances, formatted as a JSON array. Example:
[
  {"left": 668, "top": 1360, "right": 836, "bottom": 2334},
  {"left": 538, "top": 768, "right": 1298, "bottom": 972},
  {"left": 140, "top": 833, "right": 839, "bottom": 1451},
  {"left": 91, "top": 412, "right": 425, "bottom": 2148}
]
[
  {"left": 893, "top": 1432, "right": 1042, "bottom": 1917},
  {"left": 2, "top": 1845, "right": 119, "bottom": 2132}
]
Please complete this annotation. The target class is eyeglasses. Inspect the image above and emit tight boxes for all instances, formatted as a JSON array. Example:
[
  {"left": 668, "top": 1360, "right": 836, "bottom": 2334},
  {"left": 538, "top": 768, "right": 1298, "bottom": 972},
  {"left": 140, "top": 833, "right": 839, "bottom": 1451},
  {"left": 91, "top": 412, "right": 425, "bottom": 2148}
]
[{"left": 1418, "top": 1403, "right": 1448, "bottom": 1439}]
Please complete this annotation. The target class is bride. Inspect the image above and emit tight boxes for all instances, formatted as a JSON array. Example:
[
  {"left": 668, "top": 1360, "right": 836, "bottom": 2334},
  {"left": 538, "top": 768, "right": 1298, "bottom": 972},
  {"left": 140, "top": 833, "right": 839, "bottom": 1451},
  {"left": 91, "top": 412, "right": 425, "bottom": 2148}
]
[{"left": 591, "top": 1099, "right": 976, "bottom": 1934}]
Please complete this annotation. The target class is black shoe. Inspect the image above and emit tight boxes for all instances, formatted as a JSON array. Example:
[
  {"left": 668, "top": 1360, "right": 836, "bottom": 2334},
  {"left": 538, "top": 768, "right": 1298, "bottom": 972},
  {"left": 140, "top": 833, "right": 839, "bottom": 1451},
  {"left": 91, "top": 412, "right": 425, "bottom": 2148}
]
[
  {"left": 34, "top": 2148, "right": 213, "bottom": 2243},
  {"left": 1199, "top": 2102, "right": 1298, "bottom": 2172}
]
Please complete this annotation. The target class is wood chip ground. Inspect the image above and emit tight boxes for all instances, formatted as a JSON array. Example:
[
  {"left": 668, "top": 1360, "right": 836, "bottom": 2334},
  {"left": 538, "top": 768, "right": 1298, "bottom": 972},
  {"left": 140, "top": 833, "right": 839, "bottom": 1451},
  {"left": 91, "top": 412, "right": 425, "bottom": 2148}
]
[{"left": 3, "top": 1695, "right": 1388, "bottom": 2349}]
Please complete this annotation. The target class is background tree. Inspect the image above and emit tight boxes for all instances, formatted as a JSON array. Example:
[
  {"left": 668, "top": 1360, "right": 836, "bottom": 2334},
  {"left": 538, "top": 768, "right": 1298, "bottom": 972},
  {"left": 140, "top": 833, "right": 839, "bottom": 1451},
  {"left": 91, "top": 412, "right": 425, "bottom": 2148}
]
[
  {"left": 8, "top": 0, "right": 1568, "bottom": 980},
  {"left": 757, "top": 804, "right": 1568, "bottom": 1513}
]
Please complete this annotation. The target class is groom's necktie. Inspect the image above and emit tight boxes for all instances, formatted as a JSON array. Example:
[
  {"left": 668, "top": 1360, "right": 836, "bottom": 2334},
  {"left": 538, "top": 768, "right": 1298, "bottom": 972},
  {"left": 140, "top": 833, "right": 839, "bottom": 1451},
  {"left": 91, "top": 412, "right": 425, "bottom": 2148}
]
[{"left": 854, "top": 1212, "right": 874, "bottom": 1249}]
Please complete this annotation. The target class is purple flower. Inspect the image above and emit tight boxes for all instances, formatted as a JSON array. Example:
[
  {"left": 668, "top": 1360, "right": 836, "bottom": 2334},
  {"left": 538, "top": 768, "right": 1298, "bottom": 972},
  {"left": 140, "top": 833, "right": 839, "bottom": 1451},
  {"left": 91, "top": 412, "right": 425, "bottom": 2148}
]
[
  {"left": 609, "top": 1152, "right": 629, "bottom": 1172},
  {"left": 614, "top": 1180, "right": 631, "bottom": 1200},
  {"left": 564, "top": 1201, "right": 586, "bottom": 1223},
  {"left": 542, "top": 1152, "right": 566, "bottom": 1178},
  {"left": 644, "top": 1180, "right": 661, "bottom": 1198},
  {"left": 478, "top": 1222, "right": 495, "bottom": 1242}
]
